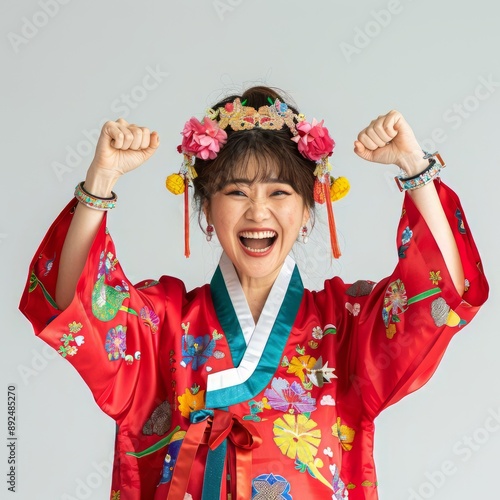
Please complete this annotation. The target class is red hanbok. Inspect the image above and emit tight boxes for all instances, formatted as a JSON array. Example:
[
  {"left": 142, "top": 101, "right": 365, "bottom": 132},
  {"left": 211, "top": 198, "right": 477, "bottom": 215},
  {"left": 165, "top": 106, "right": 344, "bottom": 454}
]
[{"left": 20, "top": 179, "right": 488, "bottom": 500}]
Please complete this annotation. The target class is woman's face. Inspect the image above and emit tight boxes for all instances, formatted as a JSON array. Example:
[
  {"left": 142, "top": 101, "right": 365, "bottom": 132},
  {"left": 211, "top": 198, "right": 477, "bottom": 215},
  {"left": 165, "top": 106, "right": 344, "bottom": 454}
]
[{"left": 206, "top": 160, "right": 310, "bottom": 284}]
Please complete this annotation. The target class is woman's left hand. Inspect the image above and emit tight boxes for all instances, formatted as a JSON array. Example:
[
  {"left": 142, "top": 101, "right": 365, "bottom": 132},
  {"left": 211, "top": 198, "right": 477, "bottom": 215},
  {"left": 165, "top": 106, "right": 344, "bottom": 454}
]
[{"left": 354, "top": 110, "right": 428, "bottom": 176}]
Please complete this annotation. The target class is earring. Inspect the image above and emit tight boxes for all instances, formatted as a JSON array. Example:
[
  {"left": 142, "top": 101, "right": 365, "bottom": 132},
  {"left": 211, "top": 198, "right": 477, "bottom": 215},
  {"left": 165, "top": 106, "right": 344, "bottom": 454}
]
[
  {"left": 206, "top": 224, "right": 214, "bottom": 242},
  {"left": 299, "top": 226, "right": 308, "bottom": 243}
]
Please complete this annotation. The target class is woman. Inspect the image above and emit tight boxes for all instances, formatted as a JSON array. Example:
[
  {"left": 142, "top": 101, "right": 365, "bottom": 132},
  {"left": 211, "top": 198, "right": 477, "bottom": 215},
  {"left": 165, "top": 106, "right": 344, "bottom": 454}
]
[{"left": 20, "top": 86, "right": 488, "bottom": 499}]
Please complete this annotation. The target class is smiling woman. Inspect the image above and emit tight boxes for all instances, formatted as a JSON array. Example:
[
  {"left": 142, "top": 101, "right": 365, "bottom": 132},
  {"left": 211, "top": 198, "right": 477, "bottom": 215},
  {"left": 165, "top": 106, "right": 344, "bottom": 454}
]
[{"left": 19, "top": 85, "right": 488, "bottom": 500}]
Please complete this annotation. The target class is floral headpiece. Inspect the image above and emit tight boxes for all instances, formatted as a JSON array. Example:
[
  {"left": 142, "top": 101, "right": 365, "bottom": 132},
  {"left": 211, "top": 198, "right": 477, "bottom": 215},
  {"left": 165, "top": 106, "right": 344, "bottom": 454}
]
[{"left": 166, "top": 97, "right": 349, "bottom": 258}]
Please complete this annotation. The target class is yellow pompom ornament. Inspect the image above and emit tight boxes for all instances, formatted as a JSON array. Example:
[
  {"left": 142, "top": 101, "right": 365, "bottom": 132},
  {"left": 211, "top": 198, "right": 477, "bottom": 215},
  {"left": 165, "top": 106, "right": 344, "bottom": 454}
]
[
  {"left": 166, "top": 173, "right": 185, "bottom": 195},
  {"left": 330, "top": 176, "right": 350, "bottom": 202}
]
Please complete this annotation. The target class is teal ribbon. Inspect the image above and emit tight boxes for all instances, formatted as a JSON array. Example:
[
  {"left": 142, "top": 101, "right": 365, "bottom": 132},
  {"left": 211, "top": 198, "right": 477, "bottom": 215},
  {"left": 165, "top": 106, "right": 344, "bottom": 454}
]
[{"left": 190, "top": 408, "right": 229, "bottom": 500}]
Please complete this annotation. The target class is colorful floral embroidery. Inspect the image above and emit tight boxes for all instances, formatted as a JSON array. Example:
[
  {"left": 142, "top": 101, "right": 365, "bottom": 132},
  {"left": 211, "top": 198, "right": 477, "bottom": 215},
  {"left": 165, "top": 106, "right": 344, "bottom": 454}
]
[
  {"left": 110, "top": 490, "right": 120, "bottom": 500},
  {"left": 97, "top": 250, "right": 118, "bottom": 280},
  {"left": 177, "top": 385, "right": 205, "bottom": 418},
  {"left": 382, "top": 279, "right": 408, "bottom": 327},
  {"left": 104, "top": 325, "right": 127, "bottom": 361},
  {"left": 58, "top": 322, "right": 84, "bottom": 357},
  {"left": 34, "top": 252, "right": 56, "bottom": 277},
  {"left": 252, "top": 473, "right": 292, "bottom": 500},
  {"left": 143, "top": 400, "right": 172, "bottom": 436},
  {"left": 311, "top": 324, "right": 337, "bottom": 340},
  {"left": 464, "top": 278, "right": 470, "bottom": 291},
  {"left": 455, "top": 208, "right": 466, "bottom": 234},
  {"left": 179, "top": 323, "right": 216, "bottom": 370},
  {"left": 429, "top": 270, "right": 442, "bottom": 286},
  {"left": 140, "top": 306, "right": 160, "bottom": 333},
  {"left": 323, "top": 446, "right": 333, "bottom": 457},
  {"left": 286, "top": 355, "right": 317, "bottom": 383},
  {"left": 264, "top": 377, "right": 316, "bottom": 414},
  {"left": 28, "top": 272, "right": 58, "bottom": 309},
  {"left": 345, "top": 280, "right": 375, "bottom": 297},
  {"left": 332, "top": 417, "right": 355, "bottom": 451},
  {"left": 330, "top": 464, "right": 349, "bottom": 499},
  {"left": 320, "top": 395, "right": 336, "bottom": 406},
  {"left": 273, "top": 414, "right": 321, "bottom": 464},
  {"left": 345, "top": 302, "right": 360, "bottom": 316},
  {"left": 243, "top": 397, "right": 271, "bottom": 422},
  {"left": 430, "top": 297, "right": 467, "bottom": 327},
  {"left": 158, "top": 431, "right": 185, "bottom": 485},
  {"left": 306, "top": 357, "right": 337, "bottom": 388},
  {"left": 398, "top": 225, "right": 413, "bottom": 258}
]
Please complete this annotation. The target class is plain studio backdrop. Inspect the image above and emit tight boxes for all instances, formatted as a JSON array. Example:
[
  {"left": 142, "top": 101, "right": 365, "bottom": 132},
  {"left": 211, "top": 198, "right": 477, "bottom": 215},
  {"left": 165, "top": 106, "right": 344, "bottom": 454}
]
[{"left": 1, "top": 1, "right": 499, "bottom": 498}]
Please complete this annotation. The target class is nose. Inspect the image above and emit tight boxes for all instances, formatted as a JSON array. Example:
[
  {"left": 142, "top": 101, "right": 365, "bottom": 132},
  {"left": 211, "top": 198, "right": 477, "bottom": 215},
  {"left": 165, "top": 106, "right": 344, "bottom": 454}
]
[{"left": 245, "top": 196, "right": 270, "bottom": 222}]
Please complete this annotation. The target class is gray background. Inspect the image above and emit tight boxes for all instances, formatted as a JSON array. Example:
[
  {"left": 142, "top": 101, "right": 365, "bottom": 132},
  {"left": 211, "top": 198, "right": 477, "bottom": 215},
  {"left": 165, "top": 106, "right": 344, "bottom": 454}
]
[{"left": 2, "top": 0, "right": 499, "bottom": 498}]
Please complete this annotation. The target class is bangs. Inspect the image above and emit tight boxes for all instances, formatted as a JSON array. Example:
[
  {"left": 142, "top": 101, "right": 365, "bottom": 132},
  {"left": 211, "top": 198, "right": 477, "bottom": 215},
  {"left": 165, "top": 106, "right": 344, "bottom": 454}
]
[{"left": 198, "top": 129, "right": 315, "bottom": 199}]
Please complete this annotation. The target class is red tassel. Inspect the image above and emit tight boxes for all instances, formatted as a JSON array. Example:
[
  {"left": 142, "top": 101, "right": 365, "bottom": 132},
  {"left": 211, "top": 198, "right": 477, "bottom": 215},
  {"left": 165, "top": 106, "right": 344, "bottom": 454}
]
[
  {"left": 323, "top": 178, "right": 341, "bottom": 258},
  {"left": 184, "top": 177, "right": 190, "bottom": 258}
]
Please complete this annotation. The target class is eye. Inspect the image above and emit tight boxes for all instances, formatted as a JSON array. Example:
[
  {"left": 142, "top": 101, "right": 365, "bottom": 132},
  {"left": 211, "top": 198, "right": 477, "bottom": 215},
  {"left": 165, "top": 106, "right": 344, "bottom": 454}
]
[
  {"left": 225, "top": 190, "right": 247, "bottom": 197},
  {"left": 271, "top": 189, "right": 291, "bottom": 197}
]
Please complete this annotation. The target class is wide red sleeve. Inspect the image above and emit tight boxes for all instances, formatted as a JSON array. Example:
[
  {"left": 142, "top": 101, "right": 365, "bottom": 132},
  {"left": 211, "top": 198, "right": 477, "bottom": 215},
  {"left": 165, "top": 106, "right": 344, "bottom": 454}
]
[
  {"left": 19, "top": 199, "right": 169, "bottom": 423},
  {"left": 327, "top": 180, "right": 488, "bottom": 419}
]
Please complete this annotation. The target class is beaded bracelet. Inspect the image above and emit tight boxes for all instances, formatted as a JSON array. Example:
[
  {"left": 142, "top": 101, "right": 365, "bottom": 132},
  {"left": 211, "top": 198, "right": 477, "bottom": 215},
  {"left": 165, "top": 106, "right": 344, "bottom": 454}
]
[
  {"left": 394, "top": 151, "right": 446, "bottom": 192},
  {"left": 74, "top": 182, "right": 117, "bottom": 210}
]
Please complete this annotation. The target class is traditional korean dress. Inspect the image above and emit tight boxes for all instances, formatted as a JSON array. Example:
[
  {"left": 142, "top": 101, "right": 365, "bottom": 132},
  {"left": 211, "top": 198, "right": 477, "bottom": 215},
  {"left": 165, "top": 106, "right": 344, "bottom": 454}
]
[{"left": 19, "top": 179, "right": 488, "bottom": 500}]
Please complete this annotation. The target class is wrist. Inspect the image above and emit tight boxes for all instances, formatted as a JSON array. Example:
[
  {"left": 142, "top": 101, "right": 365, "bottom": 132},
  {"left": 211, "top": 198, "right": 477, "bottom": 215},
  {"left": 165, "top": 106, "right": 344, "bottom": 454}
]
[
  {"left": 396, "top": 150, "right": 429, "bottom": 177},
  {"left": 84, "top": 165, "right": 120, "bottom": 198}
]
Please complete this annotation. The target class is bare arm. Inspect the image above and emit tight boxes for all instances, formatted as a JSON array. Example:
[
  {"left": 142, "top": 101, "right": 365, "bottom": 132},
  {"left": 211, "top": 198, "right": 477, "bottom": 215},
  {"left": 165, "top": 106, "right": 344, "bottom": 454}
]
[
  {"left": 354, "top": 110, "right": 464, "bottom": 296},
  {"left": 55, "top": 119, "right": 160, "bottom": 309}
]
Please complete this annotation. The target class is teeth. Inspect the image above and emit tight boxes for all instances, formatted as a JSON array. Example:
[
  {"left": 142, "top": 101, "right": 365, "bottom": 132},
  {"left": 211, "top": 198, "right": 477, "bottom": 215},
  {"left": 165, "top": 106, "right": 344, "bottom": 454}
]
[
  {"left": 243, "top": 245, "right": 272, "bottom": 253},
  {"left": 239, "top": 231, "right": 276, "bottom": 239}
]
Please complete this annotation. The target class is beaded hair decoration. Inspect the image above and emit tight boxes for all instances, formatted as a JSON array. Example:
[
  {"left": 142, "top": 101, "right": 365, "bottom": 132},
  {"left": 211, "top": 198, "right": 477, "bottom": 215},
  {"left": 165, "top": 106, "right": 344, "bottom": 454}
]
[{"left": 166, "top": 97, "right": 350, "bottom": 258}]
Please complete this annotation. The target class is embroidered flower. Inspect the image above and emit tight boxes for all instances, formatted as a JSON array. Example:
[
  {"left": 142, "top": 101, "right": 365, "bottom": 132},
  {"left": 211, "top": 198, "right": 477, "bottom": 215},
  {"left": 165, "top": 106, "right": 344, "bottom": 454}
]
[
  {"left": 331, "top": 417, "right": 355, "bottom": 451},
  {"left": 320, "top": 395, "right": 336, "bottom": 406},
  {"left": 312, "top": 326, "right": 324, "bottom": 339},
  {"left": 111, "top": 490, "right": 120, "bottom": 500},
  {"left": 104, "top": 325, "right": 127, "bottom": 361},
  {"left": 401, "top": 226, "right": 413, "bottom": 245},
  {"left": 382, "top": 279, "right": 408, "bottom": 327},
  {"left": 292, "top": 119, "right": 335, "bottom": 161},
  {"left": 180, "top": 334, "right": 216, "bottom": 370},
  {"left": 264, "top": 377, "right": 316, "bottom": 414},
  {"left": 68, "top": 321, "right": 83, "bottom": 334},
  {"left": 286, "top": 355, "right": 317, "bottom": 383},
  {"left": 323, "top": 446, "right": 333, "bottom": 457},
  {"left": 273, "top": 414, "right": 321, "bottom": 464},
  {"left": 140, "top": 306, "right": 160, "bottom": 333},
  {"left": 330, "top": 464, "right": 349, "bottom": 499},
  {"left": 65, "top": 345, "right": 78, "bottom": 356},
  {"left": 429, "top": 270, "right": 442, "bottom": 286},
  {"left": 252, "top": 473, "right": 292, "bottom": 500},
  {"left": 180, "top": 116, "right": 228, "bottom": 160},
  {"left": 177, "top": 387, "right": 206, "bottom": 418}
]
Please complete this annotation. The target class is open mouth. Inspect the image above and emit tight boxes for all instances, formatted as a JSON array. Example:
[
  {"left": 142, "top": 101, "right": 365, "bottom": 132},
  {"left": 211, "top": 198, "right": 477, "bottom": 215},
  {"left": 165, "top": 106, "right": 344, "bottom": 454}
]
[{"left": 238, "top": 230, "right": 277, "bottom": 253}]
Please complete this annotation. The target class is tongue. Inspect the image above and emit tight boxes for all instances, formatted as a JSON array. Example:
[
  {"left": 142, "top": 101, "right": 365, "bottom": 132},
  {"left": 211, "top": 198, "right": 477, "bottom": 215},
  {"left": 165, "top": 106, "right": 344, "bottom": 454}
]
[{"left": 241, "top": 237, "right": 273, "bottom": 250}]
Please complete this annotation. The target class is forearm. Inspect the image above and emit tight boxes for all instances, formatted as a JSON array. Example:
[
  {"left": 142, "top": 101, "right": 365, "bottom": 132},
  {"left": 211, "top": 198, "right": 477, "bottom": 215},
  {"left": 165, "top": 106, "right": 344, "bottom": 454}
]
[
  {"left": 55, "top": 167, "right": 120, "bottom": 309},
  {"left": 405, "top": 158, "right": 465, "bottom": 295}
]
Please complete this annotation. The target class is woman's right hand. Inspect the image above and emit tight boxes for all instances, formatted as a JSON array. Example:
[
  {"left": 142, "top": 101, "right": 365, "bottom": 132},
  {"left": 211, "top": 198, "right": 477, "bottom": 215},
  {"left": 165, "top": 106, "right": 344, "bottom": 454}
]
[{"left": 88, "top": 118, "right": 160, "bottom": 183}]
